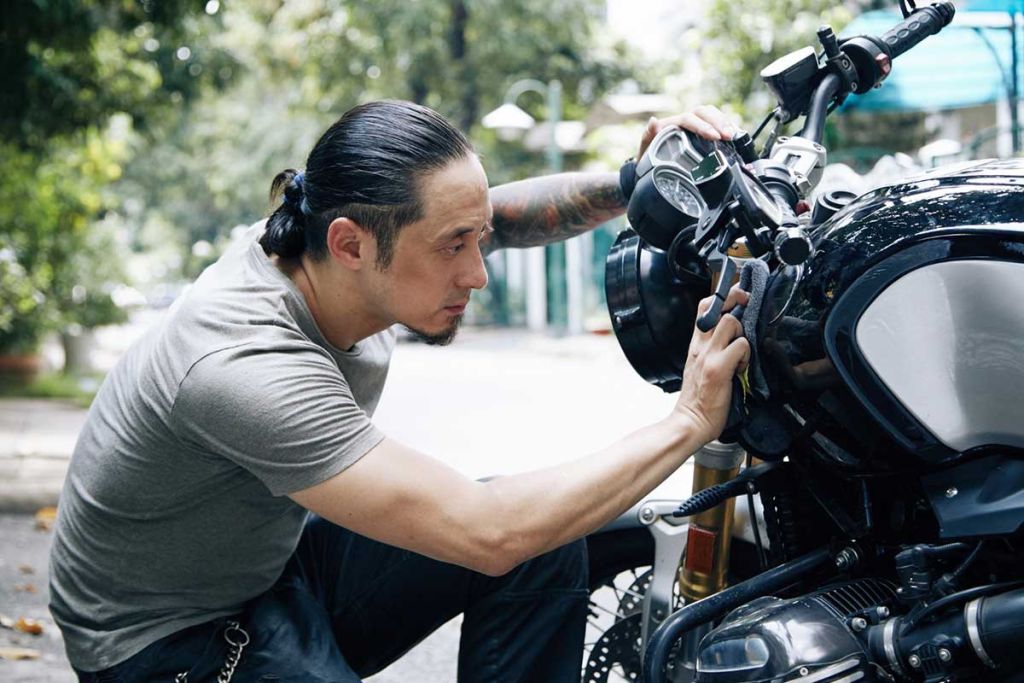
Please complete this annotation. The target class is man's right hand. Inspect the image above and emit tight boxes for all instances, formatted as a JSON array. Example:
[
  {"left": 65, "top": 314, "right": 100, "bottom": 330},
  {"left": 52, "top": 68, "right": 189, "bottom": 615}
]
[{"left": 672, "top": 285, "right": 751, "bottom": 444}]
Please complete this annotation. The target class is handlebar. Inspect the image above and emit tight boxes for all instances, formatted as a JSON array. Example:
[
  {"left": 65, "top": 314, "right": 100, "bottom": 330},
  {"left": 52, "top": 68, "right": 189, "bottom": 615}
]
[
  {"left": 795, "top": 1, "right": 955, "bottom": 145},
  {"left": 879, "top": 1, "right": 955, "bottom": 60}
]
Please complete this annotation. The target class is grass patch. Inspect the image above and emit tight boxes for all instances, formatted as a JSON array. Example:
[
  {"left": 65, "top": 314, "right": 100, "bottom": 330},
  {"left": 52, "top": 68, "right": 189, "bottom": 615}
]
[{"left": 0, "top": 372, "right": 103, "bottom": 408}]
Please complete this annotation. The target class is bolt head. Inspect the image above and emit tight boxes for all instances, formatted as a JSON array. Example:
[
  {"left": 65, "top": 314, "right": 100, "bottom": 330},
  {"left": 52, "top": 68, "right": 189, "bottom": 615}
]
[
  {"left": 939, "top": 648, "right": 952, "bottom": 662},
  {"left": 640, "top": 507, "right": 655, "bottom": 523},
  {"left": 851, "top": 617, "right": 867, "bottom": 632},
  {"left": 877, "top": 606, "right": 890, "bottom": 618},
  {"left": 909, "top": 654, "right": 922, "bottom": 668},
  {"left": 946, "top": 487, "right": 958, "bottom": 498},
  {"left": 799, "top": 667, "right": 809, "bottom": 676}
]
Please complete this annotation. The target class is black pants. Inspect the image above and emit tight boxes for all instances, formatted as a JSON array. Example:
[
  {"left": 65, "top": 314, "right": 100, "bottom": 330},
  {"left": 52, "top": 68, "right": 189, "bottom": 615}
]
[{"left": 75, "top": 516, "right": 590, "bottom": 682}]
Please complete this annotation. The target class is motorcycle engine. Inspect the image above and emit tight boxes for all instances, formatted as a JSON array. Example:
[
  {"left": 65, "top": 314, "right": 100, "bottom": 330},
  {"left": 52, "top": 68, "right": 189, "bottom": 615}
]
[{"left": 693, "top": 579, "right": 895, "bottom": 683}]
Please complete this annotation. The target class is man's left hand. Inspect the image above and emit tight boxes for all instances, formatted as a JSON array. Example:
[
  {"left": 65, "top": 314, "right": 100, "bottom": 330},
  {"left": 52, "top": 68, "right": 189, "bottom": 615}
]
[{"left": 636, "top": 105, "right": 740, "bottom": 160}]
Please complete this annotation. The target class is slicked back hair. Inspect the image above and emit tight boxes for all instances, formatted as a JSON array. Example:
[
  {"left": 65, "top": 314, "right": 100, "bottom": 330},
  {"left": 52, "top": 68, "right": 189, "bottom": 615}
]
[{"left": 261, "top": 100, "right": 474, "bottom": 268}]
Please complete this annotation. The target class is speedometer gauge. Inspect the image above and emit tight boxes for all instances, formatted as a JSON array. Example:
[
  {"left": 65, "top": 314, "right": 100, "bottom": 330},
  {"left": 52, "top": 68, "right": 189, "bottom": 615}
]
[
  {"left": 653, "top": 167, "right": 705, "bottom": 219},
  {"left": 625, "top": 124, "right": 712, "bottom": 251}
]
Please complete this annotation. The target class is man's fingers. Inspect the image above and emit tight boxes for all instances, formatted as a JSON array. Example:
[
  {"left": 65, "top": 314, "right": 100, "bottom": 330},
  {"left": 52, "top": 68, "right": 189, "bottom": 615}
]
[
  {"left": 638, "top": 106, "right": 741, "bottom": 157},
  {"left": 710, "top": 311, "right": 744, "bottom": 349},
  {"left": 695, "top": 285, "right": 748, "bottom": 325},
  {"left": 656, "top": 107, "right": 739, "bottom": 141},
  {"left": 696, "top": 293, "right": 715, "bottom": 316},
  {"left": 636, "top": 117, "right": 660, "bottom": 159},
  {"left": 721, "top": 285, "right": 749, "bottom": 313},
  {"left": 723, "top": 337, "right": 751, "bottom": 373},
  {"left": 693, "top": 105, "right": 741, "bottom": 140},
  {"left": 677, "top": 112, "right": 722, "bottom": 141}
]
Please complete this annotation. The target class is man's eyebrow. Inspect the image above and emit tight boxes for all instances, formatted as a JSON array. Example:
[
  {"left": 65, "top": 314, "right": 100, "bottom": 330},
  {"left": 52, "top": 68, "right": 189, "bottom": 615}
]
[{"left": 437, "top": 222, "right": 492, "bottom": 243}]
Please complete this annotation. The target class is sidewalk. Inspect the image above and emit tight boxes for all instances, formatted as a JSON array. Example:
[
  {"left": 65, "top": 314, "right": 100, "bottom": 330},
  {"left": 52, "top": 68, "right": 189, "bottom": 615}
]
[{"left": 0, "top": 400, "right": 87, "bottom": 514}]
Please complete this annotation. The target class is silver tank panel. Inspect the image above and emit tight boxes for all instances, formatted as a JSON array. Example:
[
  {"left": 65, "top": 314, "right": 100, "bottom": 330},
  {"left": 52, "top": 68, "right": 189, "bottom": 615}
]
[{"left": 856, "top": 260, "right": 1024, "bottom": 452}]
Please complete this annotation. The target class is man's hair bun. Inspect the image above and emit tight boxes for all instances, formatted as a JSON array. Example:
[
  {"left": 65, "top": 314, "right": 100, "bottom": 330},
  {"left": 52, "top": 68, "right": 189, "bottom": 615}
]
[{"left": 260, "top": 169, "right": 308, "bottom": 259}]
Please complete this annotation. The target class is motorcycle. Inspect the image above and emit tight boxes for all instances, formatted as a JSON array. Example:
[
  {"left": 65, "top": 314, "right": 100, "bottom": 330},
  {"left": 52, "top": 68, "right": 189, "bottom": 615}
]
[{"left": 582, "top": 2, "right": 1024, "bottom": 681}]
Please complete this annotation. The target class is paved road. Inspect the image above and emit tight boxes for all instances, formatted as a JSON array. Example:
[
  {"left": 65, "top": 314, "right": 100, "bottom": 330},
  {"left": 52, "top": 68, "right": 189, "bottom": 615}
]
[{"left": 0, "top": 325, "right": 694, "bottom": 681}]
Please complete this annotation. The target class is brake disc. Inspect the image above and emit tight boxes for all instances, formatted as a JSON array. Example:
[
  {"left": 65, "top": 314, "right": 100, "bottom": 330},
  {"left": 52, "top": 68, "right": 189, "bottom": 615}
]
[
  {"left": 583, "top": 570, "right": 653, "bottom": 683},
  {"left": 582, "top": 613, "right": 642, "bottom": 683}
]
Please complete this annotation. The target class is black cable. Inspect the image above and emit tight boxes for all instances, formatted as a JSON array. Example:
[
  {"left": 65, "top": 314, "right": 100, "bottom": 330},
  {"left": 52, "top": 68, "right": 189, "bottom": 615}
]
[
  {"left": 750, "top": 109, "right": 779, "bottom": 151},
  {"left": 949, "top": 540, "right": 984, "bottom": 584},
  {"left": 672, "top": 479, "right": 744, "bottom": 517},
  {"left": 746, "top": 451, "right": 768, "bottom": 571},
  {"left": 760, "top": 116, "right": 784, "bottom": 159}
]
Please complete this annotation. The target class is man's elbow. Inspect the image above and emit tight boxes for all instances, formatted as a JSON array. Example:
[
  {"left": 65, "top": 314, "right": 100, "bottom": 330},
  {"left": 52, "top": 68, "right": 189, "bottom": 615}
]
[{"left": 464, "top": 527, "right": 530, "bottom": 577}]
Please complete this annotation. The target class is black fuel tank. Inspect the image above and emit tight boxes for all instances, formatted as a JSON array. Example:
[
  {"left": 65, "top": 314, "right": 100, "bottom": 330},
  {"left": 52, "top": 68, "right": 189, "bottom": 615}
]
[{"left": 760, "top": 159, "right": 1024, "bottom": 468}]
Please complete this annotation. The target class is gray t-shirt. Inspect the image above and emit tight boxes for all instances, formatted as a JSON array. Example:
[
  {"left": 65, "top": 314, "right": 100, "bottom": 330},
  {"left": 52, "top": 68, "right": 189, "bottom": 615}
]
[{"left": 49, "top": 224, "right": 395, "bottom": 672}]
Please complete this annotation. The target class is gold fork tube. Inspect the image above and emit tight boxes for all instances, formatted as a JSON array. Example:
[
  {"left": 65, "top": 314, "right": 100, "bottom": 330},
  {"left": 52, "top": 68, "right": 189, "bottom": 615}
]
[{"left": 678, "top": 440, "right": 746, "bottom": 603}]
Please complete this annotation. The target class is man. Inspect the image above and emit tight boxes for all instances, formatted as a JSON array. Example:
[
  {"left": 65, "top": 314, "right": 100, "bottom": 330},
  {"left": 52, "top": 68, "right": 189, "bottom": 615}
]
[{"left": 51, "top": 100, "right": 749, "bottom": 682}]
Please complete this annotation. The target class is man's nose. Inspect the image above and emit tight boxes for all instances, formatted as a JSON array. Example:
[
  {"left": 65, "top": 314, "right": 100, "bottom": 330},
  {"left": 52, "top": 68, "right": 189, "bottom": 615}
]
[{"left": 458, "top": 246, "right": 489, "bottom": 290}]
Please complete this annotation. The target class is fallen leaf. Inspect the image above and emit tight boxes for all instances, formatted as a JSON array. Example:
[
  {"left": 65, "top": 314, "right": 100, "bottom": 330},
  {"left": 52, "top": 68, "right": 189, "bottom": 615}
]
[
  {"left": 17, "top": 564, "right": 34, "bottom": 575},
  {"left": 0, "top": 614, "right": 13, "bottom": 629},
  {"left": 0, "top": 646, "right": 41, "bottom": 661},
  {"left": 14, "top": 617, "right": 43, "bottom": 635},
  {"left": 34, "top": 506, "right": 57, "bottom": 531},
  {"left": 13, "top": 583, "right": 37, "bottom": 594}
]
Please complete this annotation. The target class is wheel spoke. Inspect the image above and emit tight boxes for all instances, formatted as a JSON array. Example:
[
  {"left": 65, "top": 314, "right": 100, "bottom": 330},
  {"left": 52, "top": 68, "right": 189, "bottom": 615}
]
[{"left": 589, "top": 601, "right": 621, "bottom": 618}]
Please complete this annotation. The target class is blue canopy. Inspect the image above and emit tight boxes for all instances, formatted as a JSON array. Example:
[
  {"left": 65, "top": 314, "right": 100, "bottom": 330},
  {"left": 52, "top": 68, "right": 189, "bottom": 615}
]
[
  {"left": 839, "top": 3, "right": 1023, "bottom": 112},
  {"left": 962, "top": 0, "right": 1024, "bottom": 11}
]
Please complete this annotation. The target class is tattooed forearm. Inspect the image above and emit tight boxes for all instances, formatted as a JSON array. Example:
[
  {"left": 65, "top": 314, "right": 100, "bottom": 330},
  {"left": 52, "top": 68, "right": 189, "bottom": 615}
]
[{"left": 486, "top": 172, "right": 625, "bottom": 254}]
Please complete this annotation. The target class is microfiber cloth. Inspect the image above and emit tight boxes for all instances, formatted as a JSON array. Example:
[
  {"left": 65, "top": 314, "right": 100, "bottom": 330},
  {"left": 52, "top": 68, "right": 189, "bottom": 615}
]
[{"left": 738, "top": 258, "right": 770, "bottom": 399}]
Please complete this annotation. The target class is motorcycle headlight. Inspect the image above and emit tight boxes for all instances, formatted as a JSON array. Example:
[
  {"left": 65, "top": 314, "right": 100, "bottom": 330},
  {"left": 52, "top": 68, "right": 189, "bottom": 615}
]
[{"left": 605, "top": 229, "right": 710, "bottom": 393}]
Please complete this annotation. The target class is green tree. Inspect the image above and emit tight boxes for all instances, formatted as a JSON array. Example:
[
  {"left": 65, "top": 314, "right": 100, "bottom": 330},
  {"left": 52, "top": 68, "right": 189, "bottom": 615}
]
[
  {"left": 0, "top": 0, "right": 234, "bottom": 149},
  {"left": 0, "top": 1, "right": 234, "bottom": 355},
  {"left": 244, "top": 0, "right": 630, "bottom": 134},
  {"left": 0, "top": 126, "right": 129, "bottom": 353}
]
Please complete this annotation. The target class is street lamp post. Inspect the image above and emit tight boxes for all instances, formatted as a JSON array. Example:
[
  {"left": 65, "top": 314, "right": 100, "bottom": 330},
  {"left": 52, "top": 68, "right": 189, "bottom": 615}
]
[{"left": 483, "top": 79, "right": 586, "bottom": 335}]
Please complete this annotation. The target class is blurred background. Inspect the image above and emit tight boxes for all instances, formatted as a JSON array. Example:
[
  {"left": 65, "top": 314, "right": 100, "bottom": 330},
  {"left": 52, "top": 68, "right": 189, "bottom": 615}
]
[
  {"left": 3, "top": 0, "right": 1024, "bottom": 387},
  {"left": 4, "top": 0, "right": 1024, "bottom": 677}
]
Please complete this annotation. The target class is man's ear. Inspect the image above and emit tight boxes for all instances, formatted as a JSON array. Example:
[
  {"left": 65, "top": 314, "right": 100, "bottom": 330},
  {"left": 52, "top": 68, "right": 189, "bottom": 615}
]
[{"left": 325, "top": 217, "right": 370, "bottom": 269}]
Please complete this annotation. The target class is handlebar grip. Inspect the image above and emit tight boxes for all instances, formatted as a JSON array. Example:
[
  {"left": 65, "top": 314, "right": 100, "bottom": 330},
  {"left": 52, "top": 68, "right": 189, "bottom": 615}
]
[{"left": 878, "top": 2, "right": 955, "bottom": 60}]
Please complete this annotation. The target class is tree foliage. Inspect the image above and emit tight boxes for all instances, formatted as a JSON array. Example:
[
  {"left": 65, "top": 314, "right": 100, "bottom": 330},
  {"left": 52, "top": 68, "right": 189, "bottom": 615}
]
[
  {"left": 2, "top": 0, "right": 634, "bottom": 351},
  {"left": 0, "top": 126, "right": 130, "bottom": 352},
  {"left": 0, "top": 0, "right": 235, "bottom": 148},
  {"left": 702, "top": 0, "right": 853, "bottom": 117},
  {"left": 0, "top": 0, "right": 229, "bottom": 353},
  {"left": 242, "top": 0, "right": 629, "bottom": 133},
  {"left": 114, "top": 0, "right": 634, "bottom": 279}
]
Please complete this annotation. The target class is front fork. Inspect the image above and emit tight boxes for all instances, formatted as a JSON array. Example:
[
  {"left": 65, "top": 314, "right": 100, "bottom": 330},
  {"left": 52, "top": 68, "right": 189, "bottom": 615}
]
[{"left": 635, "top": 440, "right": 747, "bottom": 680}]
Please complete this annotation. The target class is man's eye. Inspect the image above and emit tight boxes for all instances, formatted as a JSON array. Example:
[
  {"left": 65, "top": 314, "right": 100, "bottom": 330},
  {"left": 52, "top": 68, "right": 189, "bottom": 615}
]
[
  {"left": 479, "top": 225, "right": 494, "bottom": 242},
  {"left": 443, "top": 243, "right": 465, "bottom": 256}
]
